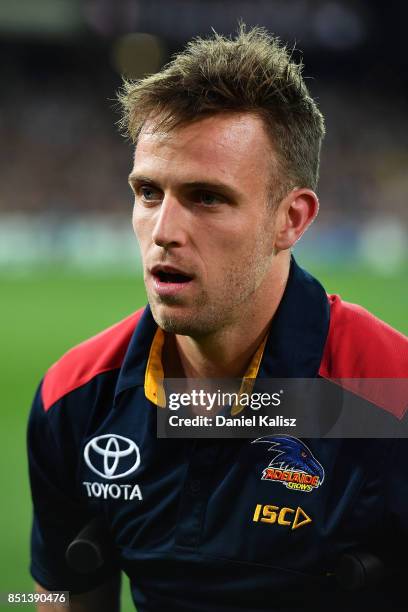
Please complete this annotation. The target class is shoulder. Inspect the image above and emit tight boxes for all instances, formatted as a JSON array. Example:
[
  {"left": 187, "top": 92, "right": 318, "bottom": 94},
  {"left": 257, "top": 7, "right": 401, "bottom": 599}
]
[
  {"left": 319, "top": 295, "right": 408, "bottom": 418},
  {"left": 41, "top": 308, "right": 145, "bottom": 411},
  {"left": 320, "top": 294, "right": 408, "bottom": 379}
]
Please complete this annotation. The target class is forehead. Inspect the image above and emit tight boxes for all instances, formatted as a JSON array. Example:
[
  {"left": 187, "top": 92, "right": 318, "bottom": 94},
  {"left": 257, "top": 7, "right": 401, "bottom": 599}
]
[{"left": 132, "top": 112, "right": 275, "bottom": 188}]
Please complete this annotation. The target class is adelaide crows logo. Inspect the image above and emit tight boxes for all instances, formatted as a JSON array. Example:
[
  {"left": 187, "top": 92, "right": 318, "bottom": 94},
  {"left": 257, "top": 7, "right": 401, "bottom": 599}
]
[{"left": 252, "top": 435, "right": 325, "bottom": 493}]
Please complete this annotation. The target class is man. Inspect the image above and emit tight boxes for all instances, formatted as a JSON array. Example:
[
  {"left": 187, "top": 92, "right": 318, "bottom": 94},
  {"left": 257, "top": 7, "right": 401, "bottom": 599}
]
[{"left": 28, "top": 27, "right": 408, "bottom": 611}]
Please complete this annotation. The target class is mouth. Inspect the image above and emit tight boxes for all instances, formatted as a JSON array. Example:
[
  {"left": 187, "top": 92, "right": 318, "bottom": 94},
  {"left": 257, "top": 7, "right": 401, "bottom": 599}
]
[{"left": 150, "top": 265, "right": 194, "bottom": 297}]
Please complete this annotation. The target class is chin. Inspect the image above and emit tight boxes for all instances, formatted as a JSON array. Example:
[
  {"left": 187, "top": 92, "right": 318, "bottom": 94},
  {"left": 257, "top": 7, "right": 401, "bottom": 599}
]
[
  {"left": 150, "top": 304, "right": 211, "bottom": 337},
  {"left": 154, "top": 313, "right": 197, "bottom": 336}
]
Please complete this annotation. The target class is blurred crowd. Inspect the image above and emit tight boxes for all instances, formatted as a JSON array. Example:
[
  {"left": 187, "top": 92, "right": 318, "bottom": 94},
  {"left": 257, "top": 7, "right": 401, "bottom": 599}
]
[
  {"left": 0, "top": 25, "right": 406, "bottom": 275},
  {"left": 1, "top": 66, "right": 407, "bottom": 227},
  {"left": 317, "top": 87, "right": 408, "bottom": 224},
  {"left": 0, "top": 71, "right": 132, "bottom": 216}
]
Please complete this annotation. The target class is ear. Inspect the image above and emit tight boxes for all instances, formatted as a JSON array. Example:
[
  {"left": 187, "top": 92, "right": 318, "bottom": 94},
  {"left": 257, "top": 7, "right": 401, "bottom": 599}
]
[{"left": 274, "top": 188, "right": 319, "bottom": 251}]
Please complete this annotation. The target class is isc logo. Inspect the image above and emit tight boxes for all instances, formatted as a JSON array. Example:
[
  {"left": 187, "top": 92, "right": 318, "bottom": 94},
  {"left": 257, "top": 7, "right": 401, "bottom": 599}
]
[{"left": 252, "top": 503, "right": 312, "bottom": 530}]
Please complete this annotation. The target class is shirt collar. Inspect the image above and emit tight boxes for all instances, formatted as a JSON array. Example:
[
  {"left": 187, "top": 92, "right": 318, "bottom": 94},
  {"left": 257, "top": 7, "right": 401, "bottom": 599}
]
[
  {"left": 143, "top": 327, "right": 268, "bottom": 408},
  {"left": 114, "top": 257, "right": 330, "bottom": 401},
  {"left": 258, "top": 256, "right": 330, "bottom": 378}
]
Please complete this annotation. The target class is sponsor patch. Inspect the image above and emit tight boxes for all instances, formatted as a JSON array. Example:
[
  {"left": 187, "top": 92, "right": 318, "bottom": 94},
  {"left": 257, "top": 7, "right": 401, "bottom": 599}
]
[
  {"left": 83, "top": 434, "right": 143, "bottom": 502},
  {"left": 82, "top": 481, "right": 143, "bottom": 501},
  {"left": 84, "top": 434, "right": 140, "bottom": 480},
  {"left": 252, "top": 503, "right": 312, "bottom": 530}
]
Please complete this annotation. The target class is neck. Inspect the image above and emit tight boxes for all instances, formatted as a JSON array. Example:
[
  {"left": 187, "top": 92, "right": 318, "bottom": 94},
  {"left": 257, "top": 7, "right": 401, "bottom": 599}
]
[{"left": 167, "top": 252, "right": 290, "bottom": 378}]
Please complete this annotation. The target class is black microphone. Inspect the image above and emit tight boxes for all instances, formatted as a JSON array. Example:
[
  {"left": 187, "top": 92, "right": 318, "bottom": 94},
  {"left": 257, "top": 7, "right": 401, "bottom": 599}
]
[
  {"left": 65, "top": 517, "right": 108, "bottom": 574},
  {"left": 335, "top": 550, "right": 386, "bottom": 591}
]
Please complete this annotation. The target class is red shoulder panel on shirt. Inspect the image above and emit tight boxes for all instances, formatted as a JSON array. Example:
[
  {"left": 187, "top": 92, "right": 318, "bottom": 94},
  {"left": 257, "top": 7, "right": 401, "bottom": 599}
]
[
  {"left": 41, "top": 308, "right": 144, "bottom": 411},
  {"left": 319, "top": 295, "right": 408, "bottom": 418}
]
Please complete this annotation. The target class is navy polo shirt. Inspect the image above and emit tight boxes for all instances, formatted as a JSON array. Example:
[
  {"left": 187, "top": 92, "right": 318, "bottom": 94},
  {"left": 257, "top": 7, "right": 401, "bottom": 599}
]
[{"left": 28, "top": 259, "right": 408, "bottom": 611}]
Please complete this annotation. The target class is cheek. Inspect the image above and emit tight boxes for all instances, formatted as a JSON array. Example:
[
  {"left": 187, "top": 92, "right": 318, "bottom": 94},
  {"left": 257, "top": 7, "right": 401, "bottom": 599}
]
[
  {"left": 200, "top": 230, "right": 253, "bottom": 285},
  {"left": 218, "top": 222, "right": 275, "bottom": 281},
  {"left": 132, "top": 207, "right": 150, "bottom": 249}
]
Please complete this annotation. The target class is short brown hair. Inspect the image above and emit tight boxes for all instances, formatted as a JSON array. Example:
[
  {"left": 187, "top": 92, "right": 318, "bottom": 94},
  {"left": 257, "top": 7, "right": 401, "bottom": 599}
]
[{"left": 118, "top": 25, "right": 325, "bottom": 199}]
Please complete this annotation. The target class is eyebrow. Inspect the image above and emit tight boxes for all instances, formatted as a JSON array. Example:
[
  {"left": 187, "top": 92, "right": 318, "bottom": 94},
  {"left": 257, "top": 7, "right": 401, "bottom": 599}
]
[
  {"left": 128, "top": 174, "right": 241, "bottom": 201},
  {"left": 128, "top": 174, "right": 155, "bottom": 188}
]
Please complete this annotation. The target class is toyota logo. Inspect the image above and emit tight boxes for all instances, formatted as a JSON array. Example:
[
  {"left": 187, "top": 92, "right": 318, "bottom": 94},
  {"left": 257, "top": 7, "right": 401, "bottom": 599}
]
[{"left": 84, "top": 434, "right": 141, "bottom": 480}]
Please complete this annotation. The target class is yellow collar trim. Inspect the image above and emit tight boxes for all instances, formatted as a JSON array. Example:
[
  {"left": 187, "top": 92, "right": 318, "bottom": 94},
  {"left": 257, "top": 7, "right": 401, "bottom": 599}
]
[
  {"left": 230, "top": 333, "right": 268, "bottom": 416},
  {"left": 144, "top": 328, "right": 166, "bottom": 407},
  {"left": 144, "top": 328, "right": 268, "bottom": 412}
]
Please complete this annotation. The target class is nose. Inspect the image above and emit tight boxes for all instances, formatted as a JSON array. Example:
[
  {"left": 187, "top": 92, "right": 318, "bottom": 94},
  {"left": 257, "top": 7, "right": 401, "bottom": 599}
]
[{"left": 151, "top": 195, "right": 188, "bottom": 249}]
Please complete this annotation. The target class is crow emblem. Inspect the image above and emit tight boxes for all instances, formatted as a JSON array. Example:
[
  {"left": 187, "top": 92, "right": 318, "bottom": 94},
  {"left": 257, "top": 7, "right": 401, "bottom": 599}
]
[{"left": 252, "top": 435, "right": 325, "bottom": 492}]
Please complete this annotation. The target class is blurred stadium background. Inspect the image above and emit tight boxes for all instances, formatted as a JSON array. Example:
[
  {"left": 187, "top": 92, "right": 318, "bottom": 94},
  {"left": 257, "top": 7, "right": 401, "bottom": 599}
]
[{"left": 0, "top": 0, "right": 406, "bottom": 609}]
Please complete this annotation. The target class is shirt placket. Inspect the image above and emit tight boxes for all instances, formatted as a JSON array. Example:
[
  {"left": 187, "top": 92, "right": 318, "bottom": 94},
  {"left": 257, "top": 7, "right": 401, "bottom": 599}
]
[{"left": 175, "top": 439, "right": 221, "bottom": 549}]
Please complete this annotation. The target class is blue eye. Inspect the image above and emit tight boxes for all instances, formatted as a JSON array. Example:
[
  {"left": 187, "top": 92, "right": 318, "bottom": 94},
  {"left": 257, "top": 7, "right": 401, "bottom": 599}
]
[
  {"left": 138, "top": 185, "right": 161, "bottom": 203},
  {"left": 198, "top": 192, "right": 220, "bottom": 206},
  {"left": 141, "top": 187, "right": 157, "bottom": 200}
]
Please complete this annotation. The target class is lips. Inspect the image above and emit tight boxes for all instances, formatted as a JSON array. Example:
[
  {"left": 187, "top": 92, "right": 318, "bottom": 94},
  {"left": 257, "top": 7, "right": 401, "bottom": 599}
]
[
  {"left": 149, "top": 264, "right": 194, "bottom": 297},
  {"left": 150, "top": 264, "right": 194, "bottom": 283}
]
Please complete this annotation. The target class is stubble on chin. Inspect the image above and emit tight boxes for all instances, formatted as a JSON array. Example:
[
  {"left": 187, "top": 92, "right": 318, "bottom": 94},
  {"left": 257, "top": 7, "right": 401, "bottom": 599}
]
[
  {"left": 150, "top": 308, "right": 203, "bottom": 336},
  {"left": 148, "top": 294, "right": 224, "bottom": 338}
]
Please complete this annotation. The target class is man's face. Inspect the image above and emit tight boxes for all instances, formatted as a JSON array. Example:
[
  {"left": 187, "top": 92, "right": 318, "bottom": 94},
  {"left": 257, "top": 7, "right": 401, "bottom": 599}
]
[{"left": 130, "top": 112, "right": 281, "bottom": 337}]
